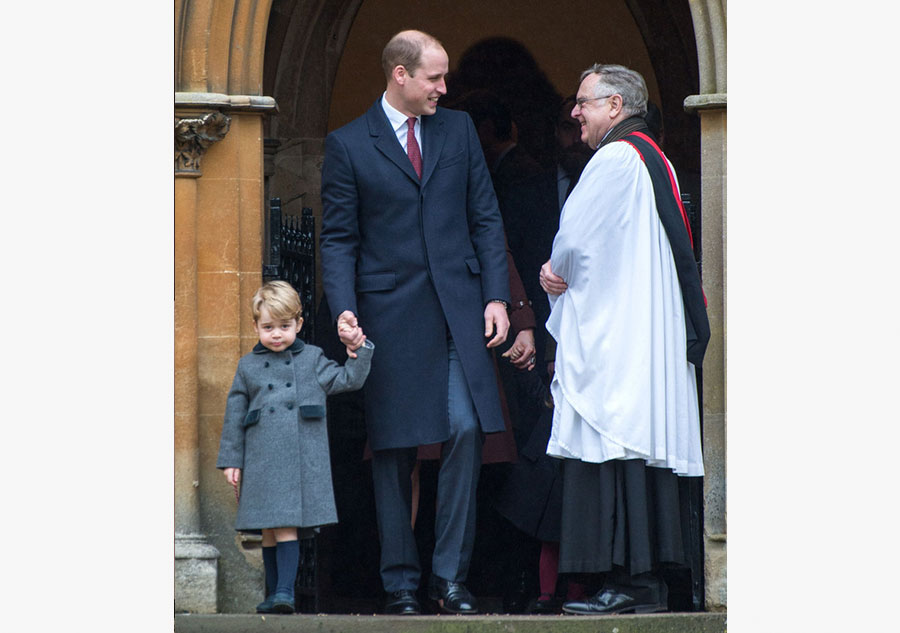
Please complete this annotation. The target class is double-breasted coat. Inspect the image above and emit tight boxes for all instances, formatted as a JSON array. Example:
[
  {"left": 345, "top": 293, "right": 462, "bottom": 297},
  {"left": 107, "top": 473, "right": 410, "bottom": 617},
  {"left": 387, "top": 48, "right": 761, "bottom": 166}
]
[
  {"left": 216, "top": 338, "right": 373, "bottom": 531},
  {"left": 320, "top": 100, "right": 510, "bottom": 451}
]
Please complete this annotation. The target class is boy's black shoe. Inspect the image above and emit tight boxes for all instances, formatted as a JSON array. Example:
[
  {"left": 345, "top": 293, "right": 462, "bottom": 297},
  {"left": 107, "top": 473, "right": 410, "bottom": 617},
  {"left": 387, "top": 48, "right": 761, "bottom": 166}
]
[
  {"left": 255, "top": 595, "right": 276, "bottom": 614},
  {"left": 270, "top": 591, "right": 295, "bottom": 614}
]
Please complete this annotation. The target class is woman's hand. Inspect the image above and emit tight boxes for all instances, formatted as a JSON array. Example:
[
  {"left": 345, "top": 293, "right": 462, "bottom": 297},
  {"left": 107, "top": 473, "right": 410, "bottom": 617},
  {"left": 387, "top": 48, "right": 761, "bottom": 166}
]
[{"left": 502, "top": 328, "right": 537, "bottom": 370}]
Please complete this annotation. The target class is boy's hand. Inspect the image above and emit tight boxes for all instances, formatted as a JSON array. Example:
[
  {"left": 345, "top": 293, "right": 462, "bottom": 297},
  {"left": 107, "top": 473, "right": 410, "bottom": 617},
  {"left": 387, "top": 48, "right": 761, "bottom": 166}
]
[
  {"left": 344, "top": 335, "right": 367, "bottom": 358},
  {"left": 337, "top": 310, "right": 366, "bottom": 358},
  {"left": 343, "top": 329, "right": 367, "bottom": 358},
  {"left": 224, "top": 467, "right": 241, "bottom": 500}
]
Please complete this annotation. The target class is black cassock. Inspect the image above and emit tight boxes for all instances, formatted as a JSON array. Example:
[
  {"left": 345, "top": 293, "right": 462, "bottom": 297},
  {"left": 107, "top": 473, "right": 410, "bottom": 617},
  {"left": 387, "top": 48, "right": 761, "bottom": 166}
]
[{"left": 556, "top": 125, "right": 709, "bottom": 579}]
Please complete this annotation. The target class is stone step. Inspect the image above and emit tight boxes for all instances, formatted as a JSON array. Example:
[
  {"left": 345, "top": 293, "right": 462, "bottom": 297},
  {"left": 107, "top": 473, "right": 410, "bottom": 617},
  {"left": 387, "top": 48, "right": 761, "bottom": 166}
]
[{"left": 175, "top": 612, "right": 726, "bottom": 633}]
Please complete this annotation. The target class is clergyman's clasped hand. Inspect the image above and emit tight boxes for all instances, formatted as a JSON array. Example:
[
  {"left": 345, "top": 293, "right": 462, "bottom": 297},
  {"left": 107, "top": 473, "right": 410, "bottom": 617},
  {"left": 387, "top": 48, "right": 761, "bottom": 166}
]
[{"left": 539, "top": 260, "right": 568, "bottom": 296}]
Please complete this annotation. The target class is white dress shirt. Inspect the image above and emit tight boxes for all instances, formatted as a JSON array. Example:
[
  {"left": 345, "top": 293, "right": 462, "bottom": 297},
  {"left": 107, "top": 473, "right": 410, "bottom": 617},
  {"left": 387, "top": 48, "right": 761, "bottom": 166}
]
[{"left": 381, "top": 93, "right": 422, "bottom": 155}]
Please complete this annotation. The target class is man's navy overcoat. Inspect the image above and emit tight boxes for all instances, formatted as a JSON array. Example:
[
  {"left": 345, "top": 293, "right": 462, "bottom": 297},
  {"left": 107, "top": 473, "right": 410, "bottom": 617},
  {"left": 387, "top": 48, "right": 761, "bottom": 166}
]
[{"left": 320, "top": 100, "right": 510, "bottom": 451}]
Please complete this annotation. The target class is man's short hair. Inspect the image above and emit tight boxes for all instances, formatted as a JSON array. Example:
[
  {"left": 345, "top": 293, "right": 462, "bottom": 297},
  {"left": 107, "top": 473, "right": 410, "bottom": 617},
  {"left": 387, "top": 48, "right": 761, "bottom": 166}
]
[
  {"left": 382, "top": 30, "right": 443, "bottom": 80},
  {"left": 251, "top": 280, "right": 303, "bottom": 322},
  {"left": 580, "top": 64, "right": 648, "bottom": 118}
]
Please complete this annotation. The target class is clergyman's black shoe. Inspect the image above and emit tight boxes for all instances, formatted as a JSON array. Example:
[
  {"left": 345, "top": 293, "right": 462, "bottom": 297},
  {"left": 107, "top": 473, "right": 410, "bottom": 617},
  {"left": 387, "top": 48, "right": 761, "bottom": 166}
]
[
  {"left": 562, "top": 586, "right": 665, "bottom": 615},
  {"left": 384, "top": 590, "right": 421, "bottom": 615},
  {"left": 428, "top": 575, "right": 478, "bottom": 614}
]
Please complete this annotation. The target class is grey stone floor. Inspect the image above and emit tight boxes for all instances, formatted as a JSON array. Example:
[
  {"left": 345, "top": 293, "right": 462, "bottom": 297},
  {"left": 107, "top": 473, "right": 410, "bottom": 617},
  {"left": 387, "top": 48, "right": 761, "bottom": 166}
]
[{"left": 175, "top": 612, "right": 727, "bottom": 633}]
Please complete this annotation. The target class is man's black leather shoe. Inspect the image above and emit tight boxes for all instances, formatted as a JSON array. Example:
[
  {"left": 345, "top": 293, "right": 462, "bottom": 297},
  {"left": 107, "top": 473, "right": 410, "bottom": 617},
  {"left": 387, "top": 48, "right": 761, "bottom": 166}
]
[
  {"left": 562, "top": 586, "right": 665, "bottom": 615},
  {"left": 428, "top": 575, "right": 478, "bottom": 614},
  {"left": 384, "top": 590, "right": 421, "bottom": 615}
]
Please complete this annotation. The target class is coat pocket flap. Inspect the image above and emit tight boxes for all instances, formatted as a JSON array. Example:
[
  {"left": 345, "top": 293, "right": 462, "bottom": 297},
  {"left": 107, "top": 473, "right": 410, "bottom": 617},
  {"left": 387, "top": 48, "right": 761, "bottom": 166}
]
[
  {"left": 299, "top": 405, "right": 325, "bottom": 420},
  {"left": 438, "top": 149, "right": 465, "bottom": 168},
  {"left": 465, "top": 257, "right": 481, "bottom": 274},
  {"left": 242, "top": 409, "right": 261, "bottom": 429},
  {"left": 356, "top": 272, "right": 396, "bottom": 293}
]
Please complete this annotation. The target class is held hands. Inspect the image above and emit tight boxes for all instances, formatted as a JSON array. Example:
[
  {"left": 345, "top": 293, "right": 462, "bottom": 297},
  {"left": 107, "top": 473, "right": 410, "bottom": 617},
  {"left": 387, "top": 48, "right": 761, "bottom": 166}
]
[
  {"left": 224, "top": 467, "right": 241, "bottom": 501},
  {"left": 501, "top": 328, "right": 537, "bottom": 370},
  {"left": 539, "top": 260, "right": 568, "bottom": 296},
  {"left": 337, "top": 310, "right": 367, "bottom": 358},
  {"left": 484, "top": 301, "right": 510, "bottom": 349}
]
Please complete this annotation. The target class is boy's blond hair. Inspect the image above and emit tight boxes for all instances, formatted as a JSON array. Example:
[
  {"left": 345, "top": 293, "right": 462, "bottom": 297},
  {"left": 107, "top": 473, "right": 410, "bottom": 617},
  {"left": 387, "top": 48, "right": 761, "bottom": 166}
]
[{"left": 251, "top": 281, "right": 303, "bottom": 322}]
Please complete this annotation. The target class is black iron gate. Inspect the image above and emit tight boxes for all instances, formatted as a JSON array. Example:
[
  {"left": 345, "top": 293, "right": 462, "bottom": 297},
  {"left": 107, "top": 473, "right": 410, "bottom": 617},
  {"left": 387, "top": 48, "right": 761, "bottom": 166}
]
[
  {"left": 681, "top": 192, "right": 705, "bottom": 612},
  {"left": 264, "top": 197, "right": 316, "bottom": 346}
]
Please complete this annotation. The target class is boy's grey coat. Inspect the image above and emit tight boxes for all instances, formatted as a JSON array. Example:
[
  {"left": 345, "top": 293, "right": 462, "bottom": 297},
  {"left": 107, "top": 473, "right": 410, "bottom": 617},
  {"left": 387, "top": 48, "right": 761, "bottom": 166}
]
[{"left": 217, "top": 338, "right": 373, "bottom": 531}]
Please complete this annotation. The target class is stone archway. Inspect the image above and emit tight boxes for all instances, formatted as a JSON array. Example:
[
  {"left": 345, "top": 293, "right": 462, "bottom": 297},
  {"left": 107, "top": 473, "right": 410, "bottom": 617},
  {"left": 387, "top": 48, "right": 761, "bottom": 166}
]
[{"left": 174, "top": 0, "right": 725, "bottom": 613}]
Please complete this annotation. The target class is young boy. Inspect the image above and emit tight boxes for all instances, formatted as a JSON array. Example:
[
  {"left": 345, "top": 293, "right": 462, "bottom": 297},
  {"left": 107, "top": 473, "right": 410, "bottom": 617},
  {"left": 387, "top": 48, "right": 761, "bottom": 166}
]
[{"left": 217, "top": 281, "right": 373, "bottom": 614}]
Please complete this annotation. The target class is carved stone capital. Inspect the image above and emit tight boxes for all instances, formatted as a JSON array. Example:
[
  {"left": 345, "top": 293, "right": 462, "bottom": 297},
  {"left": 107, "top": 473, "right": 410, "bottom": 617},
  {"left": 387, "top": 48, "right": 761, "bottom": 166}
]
[
  {"left": 684, "top": 93, "right": 727, "bottom": 113},
  {"left": 175, "top": 112, "right": 232, "bottom": 176}
]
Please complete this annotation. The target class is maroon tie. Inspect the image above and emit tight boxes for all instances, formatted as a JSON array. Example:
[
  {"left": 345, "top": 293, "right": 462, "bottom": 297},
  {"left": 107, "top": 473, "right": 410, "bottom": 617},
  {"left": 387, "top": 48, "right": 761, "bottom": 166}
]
[{"left": 406, "top": 117, "right": 422, "bottom": 178}]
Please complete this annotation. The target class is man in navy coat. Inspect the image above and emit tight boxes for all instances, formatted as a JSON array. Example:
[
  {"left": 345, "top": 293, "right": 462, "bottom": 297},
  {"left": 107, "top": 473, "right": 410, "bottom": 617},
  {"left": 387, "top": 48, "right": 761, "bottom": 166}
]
[{"left": 320, "top": 29, "right": 510, "bottom": 615}]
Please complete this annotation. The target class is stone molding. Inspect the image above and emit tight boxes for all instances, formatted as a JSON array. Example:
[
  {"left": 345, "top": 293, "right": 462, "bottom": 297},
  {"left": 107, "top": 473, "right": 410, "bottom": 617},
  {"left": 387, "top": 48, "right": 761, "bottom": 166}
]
[
  {"left": 175, "top": 533, "right": 222, "bottom": 560},
  {"left": 684, "top": 93, "right": 727, "bottom": 112},
  {"left": 175, "top": 111, "right": 232, "bottom": 177},
  {"left": 175, "top": 92, "right": 278, "bottom": 113}
]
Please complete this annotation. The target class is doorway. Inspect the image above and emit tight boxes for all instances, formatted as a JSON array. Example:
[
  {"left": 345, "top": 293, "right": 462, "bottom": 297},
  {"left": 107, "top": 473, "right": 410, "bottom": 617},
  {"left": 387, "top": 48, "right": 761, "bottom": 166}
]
[{"left": 262, "top": 0, "right": 703, "bottom": 614}]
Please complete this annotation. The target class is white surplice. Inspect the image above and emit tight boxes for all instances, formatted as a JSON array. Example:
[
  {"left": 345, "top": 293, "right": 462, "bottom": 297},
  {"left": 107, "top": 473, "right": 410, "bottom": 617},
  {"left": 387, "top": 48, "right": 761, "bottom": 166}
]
[{"left": 545, "top": 140, "right": 704, "bottom": 476}]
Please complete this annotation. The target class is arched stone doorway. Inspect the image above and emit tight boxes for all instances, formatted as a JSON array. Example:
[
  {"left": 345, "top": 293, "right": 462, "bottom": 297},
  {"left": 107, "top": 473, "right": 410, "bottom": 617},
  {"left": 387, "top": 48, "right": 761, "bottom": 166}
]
[
  {"left": 263, "top": 0, "right": 703, "bottom": 234},
  {"left": 174, "top": 0, "right": 725, "bottom": 613}
]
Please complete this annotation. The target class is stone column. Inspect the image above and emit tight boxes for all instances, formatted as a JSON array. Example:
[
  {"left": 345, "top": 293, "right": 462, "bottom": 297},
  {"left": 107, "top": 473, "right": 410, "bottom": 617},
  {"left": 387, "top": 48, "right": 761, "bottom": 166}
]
[
  {"left": 173, "top": 93, "right": 276, "bottom": 612},
  {"left": 685, "top": 93, "right": 727, "bottom": 611},
  {"left": 686, "top": 0, "right": 727, "bottom": 611},
  {"left": 174, "top": 110, "right": 231, "bottom": 613}
]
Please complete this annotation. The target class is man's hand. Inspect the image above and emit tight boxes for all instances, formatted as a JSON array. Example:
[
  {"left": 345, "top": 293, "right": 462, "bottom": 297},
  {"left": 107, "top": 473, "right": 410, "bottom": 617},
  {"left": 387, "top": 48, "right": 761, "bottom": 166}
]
[
  {"left": 501, "top": 328, "right": 537, "bottom": 370},
  {"left": 224, "top": 467, "right": 241, "bottom": 501},
  {"left": 484, "top": 302, "right": 510, "bottom": 348},
  {"left": 540, "top": 260, "right": 568, "bottom": 296},
  {"left": 337, "top": 310, "right": 366, "bottom": 358}
]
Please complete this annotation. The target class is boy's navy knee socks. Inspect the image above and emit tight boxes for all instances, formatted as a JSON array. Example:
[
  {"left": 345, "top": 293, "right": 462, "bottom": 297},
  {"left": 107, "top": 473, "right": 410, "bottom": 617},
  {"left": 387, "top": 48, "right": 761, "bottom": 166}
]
[
  {"left": 274, "top": 540, "right": 300, "bottom": 598},
  {"left": 262, "top": 545, "right": 278, "bottom": 597}
]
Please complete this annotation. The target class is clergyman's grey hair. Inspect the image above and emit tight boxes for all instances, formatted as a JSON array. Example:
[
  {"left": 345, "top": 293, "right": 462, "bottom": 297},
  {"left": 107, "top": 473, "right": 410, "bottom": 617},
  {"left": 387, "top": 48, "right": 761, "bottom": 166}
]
[{"left": 580, "top": 64, "right": 648, "bottom": 117}]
